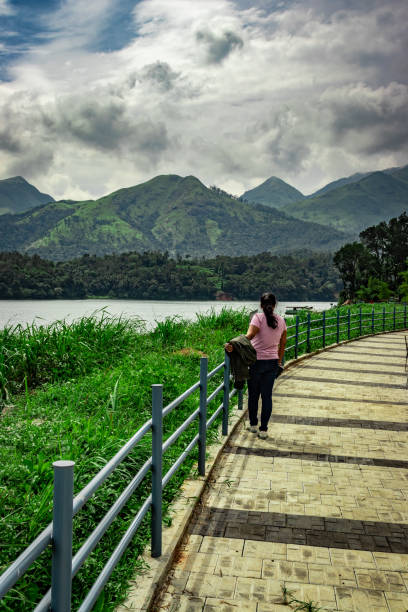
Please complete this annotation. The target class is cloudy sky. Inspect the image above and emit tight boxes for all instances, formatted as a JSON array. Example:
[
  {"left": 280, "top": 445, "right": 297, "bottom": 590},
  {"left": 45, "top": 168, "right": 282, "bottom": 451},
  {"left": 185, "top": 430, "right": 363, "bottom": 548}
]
[{"left": 0, "top": 0, "right": 407, "bottom": 200}]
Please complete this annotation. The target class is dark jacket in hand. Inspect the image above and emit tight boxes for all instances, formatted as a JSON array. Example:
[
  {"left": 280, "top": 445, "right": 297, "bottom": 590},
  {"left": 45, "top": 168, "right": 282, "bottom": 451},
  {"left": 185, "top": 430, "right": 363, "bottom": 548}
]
[{"left": 228, "top": 335, "right": 257, "bottom": 389}]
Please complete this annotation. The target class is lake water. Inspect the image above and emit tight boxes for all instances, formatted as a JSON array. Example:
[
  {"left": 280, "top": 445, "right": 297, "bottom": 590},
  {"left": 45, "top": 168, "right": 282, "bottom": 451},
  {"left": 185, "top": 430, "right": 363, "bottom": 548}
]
[{"left": 0, "top": 299, "right": 335, "bottom": 329}]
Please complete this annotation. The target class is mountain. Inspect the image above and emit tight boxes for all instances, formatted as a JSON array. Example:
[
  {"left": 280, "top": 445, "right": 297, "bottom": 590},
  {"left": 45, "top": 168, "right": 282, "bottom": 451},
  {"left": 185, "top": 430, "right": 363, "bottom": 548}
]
[
  {"left": 241, "top": 176, "right": 305, "bottom": 209},
  {"left": 0, "top": 174, "right": 350, "bottom": 260},
  {"left": 308, "top": 172, "right": 371, "bottom": 198},
  {"left": 389, "top": 165, "right": 408, "bottom": 185},
  {"left": 283, "top": 169, "right": 408, "bottom": 235},
  {"left": 307, "top": 165, "right": 407, "bottom": 199},
  {"left": 0, "top": 176, "right": 54, "bottom": 215}
]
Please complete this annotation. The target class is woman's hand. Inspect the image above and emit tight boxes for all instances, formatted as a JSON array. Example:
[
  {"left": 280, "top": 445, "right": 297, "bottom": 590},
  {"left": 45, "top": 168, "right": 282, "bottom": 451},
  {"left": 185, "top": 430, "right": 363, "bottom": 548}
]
[{"left": 224, "top": 342, "right": 233, "bottom": 352}]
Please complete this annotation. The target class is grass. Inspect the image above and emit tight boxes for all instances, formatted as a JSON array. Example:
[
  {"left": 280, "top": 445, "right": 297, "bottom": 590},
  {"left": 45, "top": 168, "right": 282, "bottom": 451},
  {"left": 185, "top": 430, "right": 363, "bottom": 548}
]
[
  {"left": 0, "top": 308, "right": 249, "bottom": 611},
  {"left": 1, "top": 303, "right": 407, "bottom": 610}
]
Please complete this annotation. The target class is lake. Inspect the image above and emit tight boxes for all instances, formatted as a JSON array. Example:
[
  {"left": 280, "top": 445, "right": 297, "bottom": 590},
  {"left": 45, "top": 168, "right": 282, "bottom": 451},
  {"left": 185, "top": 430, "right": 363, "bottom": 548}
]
[{"left": 0, "top": 299, "right": 336, "bottom": 329}]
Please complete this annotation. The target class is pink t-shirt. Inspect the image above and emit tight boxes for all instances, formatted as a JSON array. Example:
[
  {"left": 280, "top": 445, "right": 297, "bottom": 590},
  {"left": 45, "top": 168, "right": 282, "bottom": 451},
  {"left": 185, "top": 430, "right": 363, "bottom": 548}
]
[{"left": 250, "top": 312, "right": 287, "bottom": 360}]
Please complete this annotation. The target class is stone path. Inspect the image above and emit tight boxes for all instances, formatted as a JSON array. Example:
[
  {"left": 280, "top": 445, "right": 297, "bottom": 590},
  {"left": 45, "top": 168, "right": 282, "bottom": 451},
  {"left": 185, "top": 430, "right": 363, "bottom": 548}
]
[{"left": 156, "top": 332, "right": 408, "bottom": 611}]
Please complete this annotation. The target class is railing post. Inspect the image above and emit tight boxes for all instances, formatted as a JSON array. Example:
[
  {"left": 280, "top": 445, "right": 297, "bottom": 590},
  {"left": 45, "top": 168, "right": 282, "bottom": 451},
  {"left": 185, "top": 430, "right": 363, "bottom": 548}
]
[
  {"left": 393, "top": 306, "right": 396, "bottom": 330},
  {"left": 322, "top": 311, "right": 326, "bottom": 348},
  {"left": 371, "top": 307, "right": 375, "bottom": 333},
  {"left": 347, "top": 309, "right": 351, "bottom": 339},
  {"left": 295, "top": 316, "right": 299, "bottom": 358},
  {"left": 151, "top": 384, "right": 163, "bottom": 558},
  {"left": 198, "top": 357, "right": 208, "bottom": 477},
  {"left": 359, "top": 306, "right": 362, "bottom": 336},
  {"left": 336, "top": 310, "right": 340, "bottom": 343},
  {"left": 383, "top": 306, "right": 386, "bottom": 331},
  {"left": 307, "top": 312, "right": 311, "bottom": 352},
  {"left": 51, "top": 460, "right": 74, "bottom": 612},
  {"left": 222, "top": 352, "right": 230, "bottom": 436},
  {"left": 405, "top": 304, "right": 407, "bottom": 328}
]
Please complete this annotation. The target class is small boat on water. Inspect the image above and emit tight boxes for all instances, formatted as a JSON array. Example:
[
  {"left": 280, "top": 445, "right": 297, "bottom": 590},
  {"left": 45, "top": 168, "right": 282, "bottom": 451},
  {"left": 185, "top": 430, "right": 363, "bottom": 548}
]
[{"left": 285, "top": 305, "right": 314, "bottom": 315}]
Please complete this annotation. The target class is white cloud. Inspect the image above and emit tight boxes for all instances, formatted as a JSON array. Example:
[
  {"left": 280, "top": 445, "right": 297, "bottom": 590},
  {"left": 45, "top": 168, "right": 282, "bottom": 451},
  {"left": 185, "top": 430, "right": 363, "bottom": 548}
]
[
  {"left": 0, "top": 0, "right": 407, "bottom": 199},
  {"left": 0, "top": 0, "right": 14, "bottom": 16}
]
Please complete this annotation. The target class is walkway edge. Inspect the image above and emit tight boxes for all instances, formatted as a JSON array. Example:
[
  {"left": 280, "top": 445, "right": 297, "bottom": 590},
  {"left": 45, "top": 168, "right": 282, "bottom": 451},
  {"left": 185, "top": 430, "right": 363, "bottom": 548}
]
[
  {"left": 117, "top": 327, "right": 407, "bottom": 611},
  {"left": 116, "top": 400, "right": 248, "bottom": 611}
]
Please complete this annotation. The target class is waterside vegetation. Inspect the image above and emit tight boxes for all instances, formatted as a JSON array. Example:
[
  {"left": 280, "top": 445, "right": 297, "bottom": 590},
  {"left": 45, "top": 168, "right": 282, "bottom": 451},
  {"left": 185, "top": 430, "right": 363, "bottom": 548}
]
[
  {"left": 0, "top": 309, "right": 248, "bottom": 611},
  {"left": 1, "top": 303, "right": 407, "bottom": 610}
]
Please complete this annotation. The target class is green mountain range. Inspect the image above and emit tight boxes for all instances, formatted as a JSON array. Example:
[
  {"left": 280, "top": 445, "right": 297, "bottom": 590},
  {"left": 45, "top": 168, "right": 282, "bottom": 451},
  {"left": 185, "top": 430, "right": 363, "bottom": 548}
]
[
  {"left": 243, "top": 165, "right": 408, "bottom": 235},
  {"left": 242, "top": 176, "right": 305, "bottom": 209},
  {"left": 0, "top": 176, "right": 54, "bottom": 215},
  {"left": 0, "top": 174, "right": 348, "bottom": 261},
  {"left": 284, "top": 168, "right": 408, "bottom": 234}
]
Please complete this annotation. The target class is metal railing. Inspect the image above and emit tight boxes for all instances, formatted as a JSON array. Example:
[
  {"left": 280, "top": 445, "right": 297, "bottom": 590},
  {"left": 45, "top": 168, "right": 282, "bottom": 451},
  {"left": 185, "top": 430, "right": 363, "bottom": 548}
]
[
  {"left": 284, "top": 304, "right": 407, "bottom": 361},
  {"left": 1, "top": 303, "right": 407, "bottom": 610},
  {"left": 0, "top": 354, "right": 242, "bottom": 612}
]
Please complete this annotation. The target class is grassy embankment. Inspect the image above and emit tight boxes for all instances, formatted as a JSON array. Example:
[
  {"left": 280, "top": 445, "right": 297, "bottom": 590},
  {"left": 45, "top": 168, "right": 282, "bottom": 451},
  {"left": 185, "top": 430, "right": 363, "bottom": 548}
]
[
  {"left": 0, "top": 304, "right": 406, "bottom": 611},
  {"left": 0, "top": 309, "right": 249, "bottom": 611}
]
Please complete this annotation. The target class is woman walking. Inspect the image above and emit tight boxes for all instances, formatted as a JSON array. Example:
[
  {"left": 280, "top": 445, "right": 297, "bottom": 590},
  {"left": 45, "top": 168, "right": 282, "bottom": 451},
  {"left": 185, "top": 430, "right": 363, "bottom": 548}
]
[{"left": 226, "top": 292, "right": 287, "bottom": 439}]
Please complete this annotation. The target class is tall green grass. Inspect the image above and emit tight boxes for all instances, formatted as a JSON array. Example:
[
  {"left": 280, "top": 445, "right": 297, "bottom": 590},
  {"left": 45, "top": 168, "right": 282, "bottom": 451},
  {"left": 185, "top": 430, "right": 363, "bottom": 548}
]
[
  {"left": 0, "top": 311, "right": 145, "bottom": 399},
  {"left": 0, "top": 309, "right": 249, "bottom": 611}
]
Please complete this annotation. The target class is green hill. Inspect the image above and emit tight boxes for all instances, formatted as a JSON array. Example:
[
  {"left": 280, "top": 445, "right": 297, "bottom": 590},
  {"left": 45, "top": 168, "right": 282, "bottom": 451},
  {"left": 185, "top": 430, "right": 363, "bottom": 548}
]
[
  {"left": 0, "top": 174, "right": 349, "bottom": 260},
  {"left": 308, "top": 172, "right": 370, "bottom": 198},
  {"left": 241, "top": 176, "right": 305, "bottom": 209},
  {"left": 284, "top": 170, "right": 408, "bottom": 234},
  {"left": 389, "top": 165, "right": 408, "bottom": 185},
  {"left": 0, "top": 176, "right": 54, "bottom": 215}
]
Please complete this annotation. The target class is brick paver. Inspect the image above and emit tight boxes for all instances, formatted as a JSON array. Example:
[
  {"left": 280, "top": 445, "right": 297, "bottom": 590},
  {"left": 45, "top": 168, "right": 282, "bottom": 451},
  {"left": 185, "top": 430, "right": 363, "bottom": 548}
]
[{"left": 156, "top": 332, "right": 408, "bottom": 611}]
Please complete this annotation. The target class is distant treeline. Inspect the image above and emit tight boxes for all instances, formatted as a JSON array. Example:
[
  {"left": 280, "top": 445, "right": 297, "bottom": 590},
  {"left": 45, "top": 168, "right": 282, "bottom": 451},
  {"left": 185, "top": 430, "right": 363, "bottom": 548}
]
[{"left": 0, "top": 250, "right": 341, "bottom": 300}]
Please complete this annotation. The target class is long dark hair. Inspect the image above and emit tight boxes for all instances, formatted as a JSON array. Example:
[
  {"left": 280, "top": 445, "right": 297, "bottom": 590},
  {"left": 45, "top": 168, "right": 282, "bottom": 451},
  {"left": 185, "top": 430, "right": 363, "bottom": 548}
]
[{"left": 260, "top": 292, "right": 278, "bottom": 328}]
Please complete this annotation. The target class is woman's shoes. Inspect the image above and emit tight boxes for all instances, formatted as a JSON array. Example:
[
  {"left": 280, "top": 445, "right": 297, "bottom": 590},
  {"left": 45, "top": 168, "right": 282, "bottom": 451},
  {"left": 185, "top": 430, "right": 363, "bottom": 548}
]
[{"left": 246, "top": 425, "right": 268, "bottom": 438}]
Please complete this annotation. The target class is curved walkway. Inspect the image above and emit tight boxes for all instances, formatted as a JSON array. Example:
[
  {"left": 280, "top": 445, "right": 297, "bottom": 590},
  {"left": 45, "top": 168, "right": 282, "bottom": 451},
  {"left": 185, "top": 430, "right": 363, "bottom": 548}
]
[{"left": 156, "top": 332, "right": 408, "bottom": 611}]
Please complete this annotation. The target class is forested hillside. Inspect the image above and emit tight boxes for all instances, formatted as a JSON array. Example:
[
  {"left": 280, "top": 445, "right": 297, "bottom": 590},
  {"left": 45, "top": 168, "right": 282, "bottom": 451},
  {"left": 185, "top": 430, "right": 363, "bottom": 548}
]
[
  {"left": 0, "top": 250, "right": 341, "bottom": 300},
  {"left": 284, "top": 169, "right": 408, "bottom": 234},
  {"left": 0, "top": 176, "right": 54, "bottom": 215},
  {"left": 0, "top": 175, "right": 349, "bottom": 260},
  {"left": 242, "top": 176, "right": 305, "bottom": 209}
]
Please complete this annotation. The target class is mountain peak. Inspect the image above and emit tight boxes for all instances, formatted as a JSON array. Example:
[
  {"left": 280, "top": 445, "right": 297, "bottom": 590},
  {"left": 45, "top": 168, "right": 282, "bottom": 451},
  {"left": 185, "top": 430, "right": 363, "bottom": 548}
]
[
  {"left": 242, "top": 176, "right": 305, "bottom": 209},
  {"left": 0, "top": 176, "right": 54, "bottom": 216}
]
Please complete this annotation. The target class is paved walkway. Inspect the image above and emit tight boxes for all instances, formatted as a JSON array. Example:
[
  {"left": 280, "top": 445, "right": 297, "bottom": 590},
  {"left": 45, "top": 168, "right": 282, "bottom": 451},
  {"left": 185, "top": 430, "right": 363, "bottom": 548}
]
[{"left": 156, "top": 332, "right": 408, "bottom": 611}]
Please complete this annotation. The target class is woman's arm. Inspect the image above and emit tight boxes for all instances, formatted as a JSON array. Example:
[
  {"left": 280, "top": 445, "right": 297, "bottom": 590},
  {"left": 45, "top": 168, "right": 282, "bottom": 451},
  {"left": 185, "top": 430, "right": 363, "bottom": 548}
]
[
  {"left": 225, "top": 324, "right": 259, "bottom": 352},
  {"left": 278, "top": 329, "right": 287, "bottom": 365},
  {"left": 245, "top": 324, "right": 260, "bottom": 340}
]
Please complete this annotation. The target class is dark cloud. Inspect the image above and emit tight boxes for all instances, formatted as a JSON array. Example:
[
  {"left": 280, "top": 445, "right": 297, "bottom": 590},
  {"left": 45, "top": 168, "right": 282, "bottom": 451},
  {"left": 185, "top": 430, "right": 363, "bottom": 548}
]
[
  {"left": 7, "top": 146, "right": 54, "bottom": 178},
  {"left": 0, "top": 126, "right": 22, "bottom": 153},
  {"left": 196, "top": 29, "right": 243, "bottom": 64},
  {"left": 142, "top": 61, "right": 179, "bottom": 91},
  {"left": 42, "top": 98, "right": 170, "bottom": 157},
  {"left": 324, "top": 83, "right": 408, "bottom": 155},
  {"left": 56, "top": 99, "right": 130, "bottom": 150}
]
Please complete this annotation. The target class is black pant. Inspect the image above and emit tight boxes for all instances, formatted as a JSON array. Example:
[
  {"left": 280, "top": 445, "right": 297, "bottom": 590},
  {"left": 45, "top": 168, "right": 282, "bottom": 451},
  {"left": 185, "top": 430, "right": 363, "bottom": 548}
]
[{"left": 247, "top": 359, "right": 279, "bottom": 431}]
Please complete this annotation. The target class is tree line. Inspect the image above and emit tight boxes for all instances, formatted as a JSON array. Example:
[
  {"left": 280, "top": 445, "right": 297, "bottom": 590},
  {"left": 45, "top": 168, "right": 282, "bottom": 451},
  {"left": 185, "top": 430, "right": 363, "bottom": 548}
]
[
  {"left": 0, "top": 250, "right": 341, "bottom": 300},
  {"left": 333, "top": 212, "right": 408, "bottom": 302}
]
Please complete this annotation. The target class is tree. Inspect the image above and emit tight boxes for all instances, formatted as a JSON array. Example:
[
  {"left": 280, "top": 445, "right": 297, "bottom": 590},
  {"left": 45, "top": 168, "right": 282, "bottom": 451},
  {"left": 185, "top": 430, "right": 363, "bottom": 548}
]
[
  {"left": 398, "top": 260, "right": 408, "bottom": 303},
  {"left": 333, "top": 243, "right": 375, "bottom": 300},
  {"left": 360, "top": 212, "right": 408, "bottom": 291},
  {"left": 356, "top": 277, "right": 392, "bottom": 302}
]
